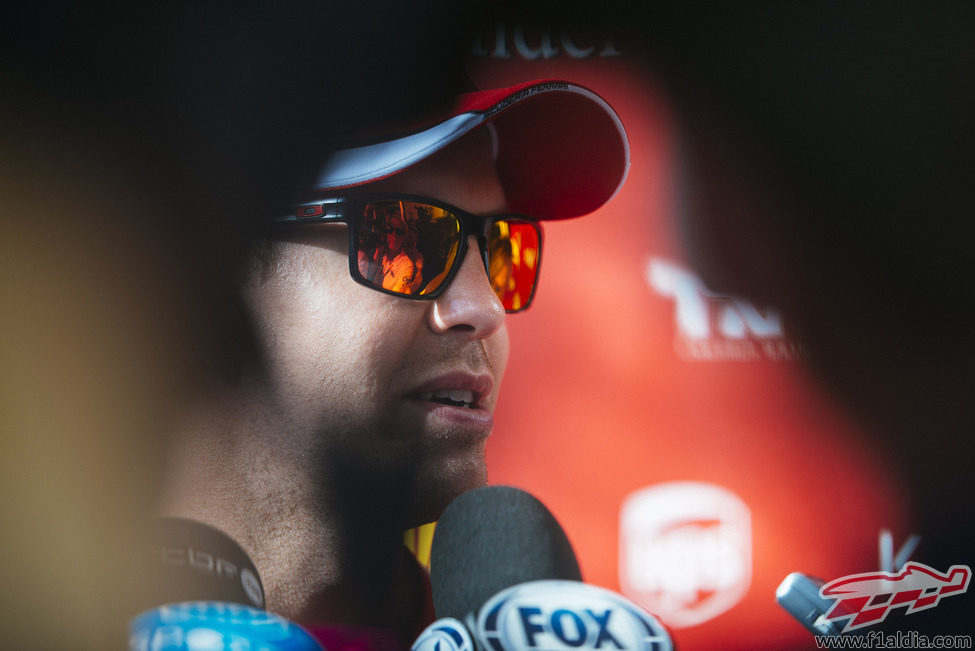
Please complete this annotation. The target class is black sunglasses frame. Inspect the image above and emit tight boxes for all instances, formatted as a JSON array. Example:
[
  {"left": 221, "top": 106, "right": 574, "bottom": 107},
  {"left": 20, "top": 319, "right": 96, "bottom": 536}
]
[{"left": 275, "top": 194, "right": 543, "bottom": 313}]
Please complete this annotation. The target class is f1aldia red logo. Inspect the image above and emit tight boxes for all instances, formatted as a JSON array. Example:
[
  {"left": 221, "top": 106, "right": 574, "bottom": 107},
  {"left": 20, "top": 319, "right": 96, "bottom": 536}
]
[{"left": 820, "top": 562, "right": 971, "bottom": 632}]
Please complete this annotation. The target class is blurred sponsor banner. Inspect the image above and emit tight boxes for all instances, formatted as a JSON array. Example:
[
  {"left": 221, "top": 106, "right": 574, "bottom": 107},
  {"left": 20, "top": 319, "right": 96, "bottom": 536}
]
[
  {"left": 619, "top": 481, "right": 751, "bottom": 629},
  {"left": 470, "top": 24, "right": 910, "bottom": 651}
]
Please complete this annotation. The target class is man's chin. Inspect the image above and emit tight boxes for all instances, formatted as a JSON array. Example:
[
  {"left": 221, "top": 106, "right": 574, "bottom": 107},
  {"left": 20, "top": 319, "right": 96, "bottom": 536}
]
[{"left": 404, "top": 456, "right": 488, "bottom": 528}]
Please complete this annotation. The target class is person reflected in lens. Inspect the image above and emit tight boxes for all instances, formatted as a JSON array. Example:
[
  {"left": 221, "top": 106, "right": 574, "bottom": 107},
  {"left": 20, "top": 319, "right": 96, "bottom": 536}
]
[
  {"left": 382, "top": 205, "right": 424, "bottom": 294},
  {"left": 358, "top": 202, "right": 422, "bottom": 294}
]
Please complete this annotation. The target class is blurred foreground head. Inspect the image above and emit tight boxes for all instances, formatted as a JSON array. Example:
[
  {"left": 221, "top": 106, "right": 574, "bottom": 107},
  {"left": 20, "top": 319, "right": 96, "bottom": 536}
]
[{"left": 1, "top": 1, "right": 481, "bottom": 647}]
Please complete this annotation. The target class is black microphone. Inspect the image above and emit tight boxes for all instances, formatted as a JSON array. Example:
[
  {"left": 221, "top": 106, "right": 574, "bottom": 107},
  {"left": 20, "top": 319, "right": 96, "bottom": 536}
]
[
  {"left": 138, "top": 517, "right": 267, "bottom": 612},
  {"left": 431, "top": 485, "right": 582, "bottom": 620},
  {"left": 419, "top": 486, "right": 673, "bottom": 651}
]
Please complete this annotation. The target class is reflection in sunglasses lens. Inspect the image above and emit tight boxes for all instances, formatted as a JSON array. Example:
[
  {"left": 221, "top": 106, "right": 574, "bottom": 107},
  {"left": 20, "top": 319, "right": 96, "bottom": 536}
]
[
  {"left": 490, "top": 220, "right": 539, "bottom": 312},
  {"left": 356, "top": 200, "right": 538, "bottom": 311},
  {"left": 358, "top": 200, "right": 462, "bottom": 298},
  {"left": 415, "top": 204, "right": 460, "bottom": 296}
]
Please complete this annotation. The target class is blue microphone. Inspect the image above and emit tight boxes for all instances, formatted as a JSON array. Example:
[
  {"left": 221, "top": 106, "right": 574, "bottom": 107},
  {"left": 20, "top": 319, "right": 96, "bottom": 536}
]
[{"left": 130, "top": 601, "right": 322, "bottom": 650}]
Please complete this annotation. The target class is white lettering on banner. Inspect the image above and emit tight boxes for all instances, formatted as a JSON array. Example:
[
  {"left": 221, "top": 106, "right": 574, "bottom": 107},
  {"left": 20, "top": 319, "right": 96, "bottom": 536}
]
[
  {"left": 619, "top": 482, "right": 752, "bottom": 629},
  {"left": 646, "top": 257, "right": 801, "bottom": 361},
  {"left": 470, "top": 24, "right": 622, "bottom": 60}
]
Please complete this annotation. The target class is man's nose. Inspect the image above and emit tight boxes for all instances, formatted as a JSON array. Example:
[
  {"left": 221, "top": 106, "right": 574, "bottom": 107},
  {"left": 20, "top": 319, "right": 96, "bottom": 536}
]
[{"left": 429, "top": 236, "right": 505, "bottom": 338}]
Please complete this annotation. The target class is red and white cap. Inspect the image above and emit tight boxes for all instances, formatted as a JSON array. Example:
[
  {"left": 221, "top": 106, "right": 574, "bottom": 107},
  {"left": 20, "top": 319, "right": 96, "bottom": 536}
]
[{"left": 314, "top": 79, "right": 630, "bottom": 220}]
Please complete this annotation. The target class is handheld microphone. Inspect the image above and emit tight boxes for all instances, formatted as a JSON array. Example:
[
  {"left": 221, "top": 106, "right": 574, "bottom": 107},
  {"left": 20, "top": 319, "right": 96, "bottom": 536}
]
[
  {"left": 130, "top": 518, "right": 323, "bottom": 650},
  {"left": 420, "top": 486, "right": 673, "bottom": 650},
  {"left": 130, "top": 601, "right": 323, "bottom": 650},
  {"left": 776, "top": 572, "right": 846, "bottom": 637},
  {"left": 412, "top": 617, "right": 476, "bottom": 651},
  {"left": 776, "top": 530, "right": 923, "bottom": 639},
  {"left": 136, "top": 517, "right": 266, "bottom": 612}
]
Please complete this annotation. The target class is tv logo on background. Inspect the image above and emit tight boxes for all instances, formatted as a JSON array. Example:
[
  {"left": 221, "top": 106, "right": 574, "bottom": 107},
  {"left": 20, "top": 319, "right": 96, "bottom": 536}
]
[
  {"left": 619, "top": 482, "right": 752, "bottom": 628},
  {"left": 820, "top": 562, "right": 971, "bottom": 632},
  {"left": 647, "top": 258, "right": 800, "bottom": 362}
]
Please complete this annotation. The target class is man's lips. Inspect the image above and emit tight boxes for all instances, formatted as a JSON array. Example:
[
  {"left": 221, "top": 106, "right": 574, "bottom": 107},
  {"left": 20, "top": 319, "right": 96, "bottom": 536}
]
[
  {"left": 415, "top": 388, "right": 477, "bottom": 408},
  {"left": 407, "top": 372, "right": 495, "bottom": 411}
]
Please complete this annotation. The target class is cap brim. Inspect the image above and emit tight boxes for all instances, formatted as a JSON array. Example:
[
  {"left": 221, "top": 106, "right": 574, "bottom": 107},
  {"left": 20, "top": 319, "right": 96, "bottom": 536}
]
[{"left": 313, "top": 80, "right": 630, "bottom": 220}]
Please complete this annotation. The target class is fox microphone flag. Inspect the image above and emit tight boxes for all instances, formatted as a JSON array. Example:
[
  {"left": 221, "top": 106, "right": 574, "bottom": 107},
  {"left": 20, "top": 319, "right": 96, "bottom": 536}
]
[{"left": 424, "top": 485, "right": 672, "bottom": 650}]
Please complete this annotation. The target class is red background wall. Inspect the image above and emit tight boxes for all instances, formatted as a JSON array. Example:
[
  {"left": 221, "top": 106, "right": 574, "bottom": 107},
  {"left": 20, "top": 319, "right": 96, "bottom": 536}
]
[{"left": 470, "top": 27, "right": 911, "bottom": 651}]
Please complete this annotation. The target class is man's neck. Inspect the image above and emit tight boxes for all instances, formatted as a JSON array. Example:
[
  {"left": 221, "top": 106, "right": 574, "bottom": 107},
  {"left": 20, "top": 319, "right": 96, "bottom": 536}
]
[
  {"left": 155, "top": 390, "right": 429, "bottom": 637},
  {"left": 252, "top": 472, "right": 428, "bottom": 635}
]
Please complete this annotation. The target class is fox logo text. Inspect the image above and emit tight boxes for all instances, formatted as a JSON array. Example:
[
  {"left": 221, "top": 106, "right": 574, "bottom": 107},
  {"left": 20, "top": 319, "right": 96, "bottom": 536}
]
[
  {"left": 476, "top": 580, "right": 672, "bottom": 650},
  {"left": 820, "top": 562, "right": 971, "bottom": 632}
]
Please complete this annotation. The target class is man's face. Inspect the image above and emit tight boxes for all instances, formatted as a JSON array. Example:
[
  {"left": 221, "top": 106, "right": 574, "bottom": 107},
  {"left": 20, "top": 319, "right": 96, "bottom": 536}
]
[{"left": 244, "top": 130, "right": 510, "bottom": 526}]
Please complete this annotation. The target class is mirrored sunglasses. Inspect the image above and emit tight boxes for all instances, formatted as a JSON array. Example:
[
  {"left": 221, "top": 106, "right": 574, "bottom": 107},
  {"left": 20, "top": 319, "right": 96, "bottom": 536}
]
[{"left": 275, "top": 194, "right": 543, "bottom": 313}]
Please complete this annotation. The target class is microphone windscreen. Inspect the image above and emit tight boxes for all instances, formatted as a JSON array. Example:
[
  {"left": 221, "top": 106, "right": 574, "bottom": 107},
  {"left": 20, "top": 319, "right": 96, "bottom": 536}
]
[
  {"left": 133, "top": 517, "right": 265, "bottom": 616},
  {"left": 130, "top": 601, "right": 323, "bottom": 650},
  {"left": 430, "top": 485, "right": 582, "bottom": 621}
]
